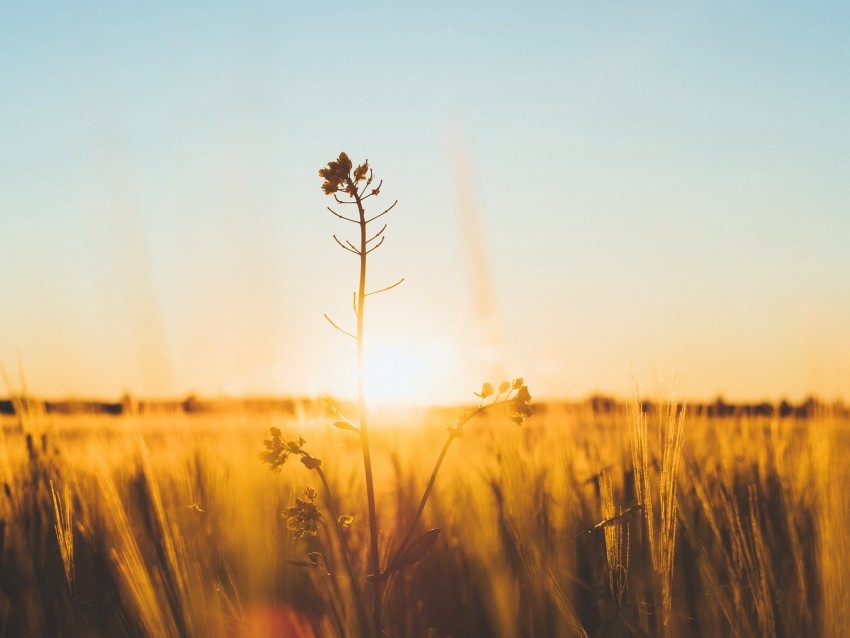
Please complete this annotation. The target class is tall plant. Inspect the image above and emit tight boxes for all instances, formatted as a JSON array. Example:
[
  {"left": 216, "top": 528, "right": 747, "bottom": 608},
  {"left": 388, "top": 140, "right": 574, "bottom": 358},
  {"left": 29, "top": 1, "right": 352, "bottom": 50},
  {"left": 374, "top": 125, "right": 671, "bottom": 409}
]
[{"left": 261, "top": 152, "right": 532, "bottom": 637}]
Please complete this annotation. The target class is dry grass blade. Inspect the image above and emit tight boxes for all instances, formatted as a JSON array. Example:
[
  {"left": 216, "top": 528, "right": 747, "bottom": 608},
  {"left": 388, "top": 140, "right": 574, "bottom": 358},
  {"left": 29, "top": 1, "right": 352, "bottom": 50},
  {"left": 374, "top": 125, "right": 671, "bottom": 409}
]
[
  {"left": 597, "top": 468, "right": 631, "bottom": 606},
  {"left": 50, "top": 480, "right": 74, "bottom": 591},
  {"left": 630, "top": 396, "right": 686, "bottom": 633},
  {"left": 96, "top": 470, "right": 177, "bottom": 638}
]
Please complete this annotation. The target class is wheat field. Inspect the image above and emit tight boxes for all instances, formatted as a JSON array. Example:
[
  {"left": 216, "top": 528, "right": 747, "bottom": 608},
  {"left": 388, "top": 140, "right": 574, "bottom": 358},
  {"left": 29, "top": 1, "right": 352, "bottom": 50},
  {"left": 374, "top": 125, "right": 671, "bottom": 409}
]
[{"left": 1, "top": 399, "right": 848, "bottom": 637}]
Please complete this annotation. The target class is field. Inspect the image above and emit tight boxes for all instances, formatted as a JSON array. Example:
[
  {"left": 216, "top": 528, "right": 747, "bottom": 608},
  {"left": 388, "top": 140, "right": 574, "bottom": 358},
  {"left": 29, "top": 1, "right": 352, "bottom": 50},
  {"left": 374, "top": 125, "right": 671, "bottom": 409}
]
[{"left": 1, "top": 399, "right": 848, "bottom": 637}]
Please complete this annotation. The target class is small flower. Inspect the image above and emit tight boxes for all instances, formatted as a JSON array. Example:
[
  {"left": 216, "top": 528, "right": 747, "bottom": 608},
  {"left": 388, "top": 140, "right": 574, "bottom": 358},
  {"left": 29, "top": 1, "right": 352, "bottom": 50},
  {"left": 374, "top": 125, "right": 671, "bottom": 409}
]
[
  {"left": 337, "top": 514, "right": 354, "bottom": 528},
  {"left": 353, "top": 160, "right": 369, "bottom": 183},
  {"left": 475, "top": 383, "right": 494, "bottom": 399},
  {"left": 506, "top": 384, "right": 533, "bottom": 425},
  {"left": 260, "top": 429, "right": 307, "bottom": 471},
  {"left": 285, "top": 487, "right": 322, "bottom": 539}
]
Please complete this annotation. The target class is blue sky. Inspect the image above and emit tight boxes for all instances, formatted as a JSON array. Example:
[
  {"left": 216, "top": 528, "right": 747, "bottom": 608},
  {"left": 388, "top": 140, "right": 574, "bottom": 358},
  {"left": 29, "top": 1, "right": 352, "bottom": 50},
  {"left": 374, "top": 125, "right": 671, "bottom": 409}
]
[{"left": 1, "top": 2, "right": 849, "bottom": 403}]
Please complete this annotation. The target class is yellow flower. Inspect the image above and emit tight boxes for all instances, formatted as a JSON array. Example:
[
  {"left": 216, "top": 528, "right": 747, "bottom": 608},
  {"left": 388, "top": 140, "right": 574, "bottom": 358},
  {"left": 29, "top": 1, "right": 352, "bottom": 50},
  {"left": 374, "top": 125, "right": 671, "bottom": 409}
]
[{"left": 284, "top": 487, "right": 322, "bottom": 539}]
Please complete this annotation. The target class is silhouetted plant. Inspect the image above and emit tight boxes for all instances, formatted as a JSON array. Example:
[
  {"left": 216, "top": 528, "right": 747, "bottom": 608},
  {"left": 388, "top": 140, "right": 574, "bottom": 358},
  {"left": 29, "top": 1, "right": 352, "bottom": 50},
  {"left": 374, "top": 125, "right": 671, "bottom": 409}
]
[{"left": 260, "top": 152, "right": 532, "bottom": 637}]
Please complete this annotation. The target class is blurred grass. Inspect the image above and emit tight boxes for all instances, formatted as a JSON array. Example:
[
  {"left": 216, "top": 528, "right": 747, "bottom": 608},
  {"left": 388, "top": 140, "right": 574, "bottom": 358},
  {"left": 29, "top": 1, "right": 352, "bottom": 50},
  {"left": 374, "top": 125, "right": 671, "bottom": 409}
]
[{"left": 0, "top": 401, "right": 847, "bottom": 637}]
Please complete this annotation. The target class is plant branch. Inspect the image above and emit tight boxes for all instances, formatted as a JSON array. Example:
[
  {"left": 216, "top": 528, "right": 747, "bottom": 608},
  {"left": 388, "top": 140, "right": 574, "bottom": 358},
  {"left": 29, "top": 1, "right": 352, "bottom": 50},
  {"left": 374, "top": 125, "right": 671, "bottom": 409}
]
[
  {"left": 365, "top": 199, "right": 397, "bottom": 223},
  {"left": 360, "top": 179, "right": 383, "bottom": 201},
  {"left": 358, "top": 172, "right": 375, "bottom": 199},
  {"left": 333, "top": 235, "right": 361, "bottom": 255},
  {"left": 365, "top": 236, "right": 385, "bottom": 254},
  {"left": 328, "top": 207, "right": 359, "bottom": 223},
  {"left": 366, "top": 224, "right": 387, "bottom": 244},
  {"left": 365, "top": 278, "right": 404, "bottom": 297},
  {"left": 323, "top": 314, "right": 356, "bottom": 340}
]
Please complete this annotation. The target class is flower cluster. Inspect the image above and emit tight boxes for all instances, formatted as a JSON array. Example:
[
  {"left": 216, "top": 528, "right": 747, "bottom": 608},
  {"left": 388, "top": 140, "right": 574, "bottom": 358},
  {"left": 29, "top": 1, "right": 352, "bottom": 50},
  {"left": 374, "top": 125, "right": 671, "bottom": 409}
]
[
  {"left": 505, "top": 383, "right": 533, "bottom": 425},
  {"left": 260, "top": 428, "right": 324, "bottom": 472},
  {"left": 318, "top": 152, "right": 370, "bottom": 196},
  {"left": 451, "top": 378, "right": 533, "bottom": 435},
  {"left": 285, "top": 487, "right": 322, "bottom": 539},
  {"left": 259, "top": 428, "right": 306, "bottom": 472}
]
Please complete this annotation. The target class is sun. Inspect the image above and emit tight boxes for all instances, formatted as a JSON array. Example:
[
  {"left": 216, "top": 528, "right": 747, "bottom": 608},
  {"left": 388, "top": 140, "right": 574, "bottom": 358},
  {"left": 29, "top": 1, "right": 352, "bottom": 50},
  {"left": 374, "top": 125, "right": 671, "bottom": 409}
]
[{"left": 362, "top": 341, "right": 453, "bottom": 407}]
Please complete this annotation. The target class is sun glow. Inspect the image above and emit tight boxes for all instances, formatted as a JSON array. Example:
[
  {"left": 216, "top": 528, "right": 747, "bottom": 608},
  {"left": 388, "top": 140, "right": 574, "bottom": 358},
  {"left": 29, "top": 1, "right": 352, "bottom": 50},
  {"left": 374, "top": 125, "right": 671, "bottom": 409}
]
[{"left": 362, "top": 341, "right": 454, "bottom": 407}]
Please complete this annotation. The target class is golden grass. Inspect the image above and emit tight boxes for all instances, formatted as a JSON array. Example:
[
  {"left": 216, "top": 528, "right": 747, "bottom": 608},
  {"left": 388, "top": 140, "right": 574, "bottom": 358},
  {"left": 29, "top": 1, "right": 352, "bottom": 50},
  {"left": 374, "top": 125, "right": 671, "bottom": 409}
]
[
  {"left": 0, "top": 402, "right": 847, "bottom": 636},
  {"left": 630, "top": 397, "right": 685, "bottom": 635}
]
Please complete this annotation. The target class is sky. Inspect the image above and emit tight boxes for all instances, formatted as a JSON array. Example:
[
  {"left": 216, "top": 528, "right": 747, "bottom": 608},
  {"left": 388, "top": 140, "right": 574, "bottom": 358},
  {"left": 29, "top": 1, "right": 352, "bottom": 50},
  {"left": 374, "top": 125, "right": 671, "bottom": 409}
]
[{"left": 1, "top": 2, "right": 849, "bottom": 405}]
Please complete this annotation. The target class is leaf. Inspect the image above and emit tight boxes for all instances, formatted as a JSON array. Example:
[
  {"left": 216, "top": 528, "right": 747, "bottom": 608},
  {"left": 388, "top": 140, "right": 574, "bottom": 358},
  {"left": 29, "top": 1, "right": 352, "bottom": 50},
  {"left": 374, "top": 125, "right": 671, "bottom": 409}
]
[
  {"left": 391, "top": 528, "right": 441, "bottom": 572},
  {"left": 575, "top": 503, "right": 643, "bottom": 537},
  {"left": 333, "top": 420, "right": 359, "bottom": 433},
  {"left": 325, "top": 399, "right": 351, "bottom": 421}
]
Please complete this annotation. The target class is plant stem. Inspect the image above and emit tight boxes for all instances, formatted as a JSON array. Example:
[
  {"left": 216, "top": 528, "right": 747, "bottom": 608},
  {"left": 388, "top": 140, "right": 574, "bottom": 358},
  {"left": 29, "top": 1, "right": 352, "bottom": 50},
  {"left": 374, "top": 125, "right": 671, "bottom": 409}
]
[
  {"left": 316, "top": 468, "right": 371, "bottom": 637},
  {"left": 317, "top": 521, "right": 349, "bottom": 638},
  {"left": 384, "top": 400, "right": 510, "bottom": 575},
  {"left": 385, "top": 432, "right": 455, "bottom": 574},
  {"left": 353, "top": 186, "right": 382, "bottom": 635}
]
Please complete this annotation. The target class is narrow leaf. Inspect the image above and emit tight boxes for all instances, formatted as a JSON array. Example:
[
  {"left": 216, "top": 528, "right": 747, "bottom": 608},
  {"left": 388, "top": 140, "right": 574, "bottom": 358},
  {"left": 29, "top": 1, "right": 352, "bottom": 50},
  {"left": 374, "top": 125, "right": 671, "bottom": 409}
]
[
  {"left": 333, "top": 420, "right": 359, "bottom": 433},
  {"left": 575, "top": 503, "right": 643, "bottom": 537},
  {"left": 391, "top": 528, "right": 441, "bottom": 572}
]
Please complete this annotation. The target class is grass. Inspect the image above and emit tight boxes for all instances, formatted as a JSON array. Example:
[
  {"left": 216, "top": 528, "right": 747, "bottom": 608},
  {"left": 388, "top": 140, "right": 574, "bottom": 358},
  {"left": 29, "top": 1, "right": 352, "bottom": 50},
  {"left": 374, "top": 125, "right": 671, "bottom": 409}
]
[{"left": 0, "top": 400, "right": 847, "bottom": 637}]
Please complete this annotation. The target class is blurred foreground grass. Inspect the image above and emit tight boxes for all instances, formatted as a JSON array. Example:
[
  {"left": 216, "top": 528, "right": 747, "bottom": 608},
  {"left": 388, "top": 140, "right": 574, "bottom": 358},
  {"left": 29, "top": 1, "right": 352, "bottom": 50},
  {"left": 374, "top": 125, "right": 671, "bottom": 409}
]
[{"left": 1, "top": 402, "right": 847, "bottom": 637}]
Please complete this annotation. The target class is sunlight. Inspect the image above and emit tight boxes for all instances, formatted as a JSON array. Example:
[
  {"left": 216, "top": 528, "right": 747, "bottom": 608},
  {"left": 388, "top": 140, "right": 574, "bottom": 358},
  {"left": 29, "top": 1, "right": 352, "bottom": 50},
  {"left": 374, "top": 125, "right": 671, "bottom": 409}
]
[{"left": 362, "top": 341, "right": 447, "bottom": 407}]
